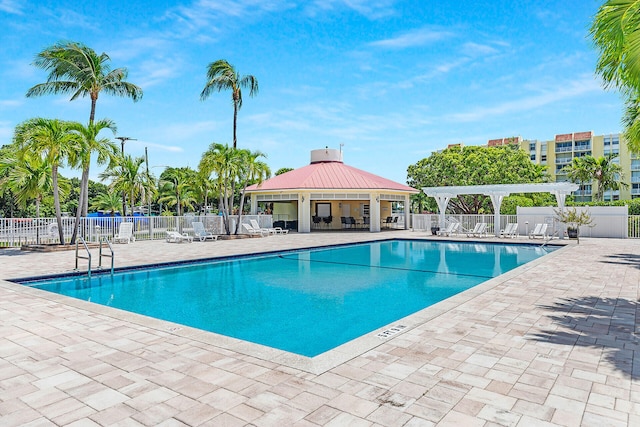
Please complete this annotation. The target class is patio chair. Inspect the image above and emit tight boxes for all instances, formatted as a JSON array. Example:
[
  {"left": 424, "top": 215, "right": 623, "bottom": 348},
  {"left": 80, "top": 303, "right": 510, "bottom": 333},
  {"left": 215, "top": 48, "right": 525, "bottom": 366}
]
[
  {"left": 192, "top": 221, "right": 218, "bottom": 242},
  {"left": 250, "top": 219, "right": 277, "bottom": 235},
  {"left": 165, "top": 230, "right": 193, "bottom": 243},
  {"left": 382, "top": 216, "right": 393, "bottom": 228},
  {"left": 500, "top": 223, "right": 518, "bottom": 238},
  {"left": 113, "top": 222, "right": 135, "bottom": 244},
  {"left": 242, "top": 223, "right": 269, "bottom": 237},
  {"left": 466, "top": 222, "right": 488, "bottom": 238},
  {"left": 436, "top": 222, "right": 460, "bottom": 237},
  {"left": 529, "top": 223, "right": 548, "bottom": 239}
]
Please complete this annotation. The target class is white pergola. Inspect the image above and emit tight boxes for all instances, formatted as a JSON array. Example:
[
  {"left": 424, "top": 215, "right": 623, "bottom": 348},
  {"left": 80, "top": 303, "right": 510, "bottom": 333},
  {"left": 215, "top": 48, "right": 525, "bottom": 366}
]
[{"left": 422, "top": 183, "right": 579, "bottom": 237}]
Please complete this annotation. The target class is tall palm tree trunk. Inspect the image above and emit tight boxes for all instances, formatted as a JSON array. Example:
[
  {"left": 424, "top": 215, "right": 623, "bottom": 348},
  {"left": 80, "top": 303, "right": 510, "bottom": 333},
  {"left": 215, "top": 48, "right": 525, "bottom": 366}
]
[
  {"left": 233, "top": 104, "right": 238, "bottom": 149},
  {"left": 71, "top": 169, "right": 89, "bottom": 244},
  {"left": 51, "top": 165, "right": 65, "bottom": 243}
]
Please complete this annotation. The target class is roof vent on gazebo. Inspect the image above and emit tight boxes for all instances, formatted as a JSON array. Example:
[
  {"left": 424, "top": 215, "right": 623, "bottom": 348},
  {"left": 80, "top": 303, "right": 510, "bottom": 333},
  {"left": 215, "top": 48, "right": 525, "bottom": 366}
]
[{"left": 310, "top": 147, "right": 343, "bottom": 164}]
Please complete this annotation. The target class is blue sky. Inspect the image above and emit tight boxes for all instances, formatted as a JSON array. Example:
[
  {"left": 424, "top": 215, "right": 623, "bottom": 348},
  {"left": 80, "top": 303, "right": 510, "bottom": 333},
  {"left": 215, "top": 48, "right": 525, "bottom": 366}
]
[{"left": 0, "top": 0, "right": 625, "bottom": 184}]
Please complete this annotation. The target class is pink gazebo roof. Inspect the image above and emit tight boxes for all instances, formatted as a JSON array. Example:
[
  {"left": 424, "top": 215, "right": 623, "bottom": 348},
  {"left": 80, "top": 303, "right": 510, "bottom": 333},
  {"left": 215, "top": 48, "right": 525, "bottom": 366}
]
[{"left": 246, "top": 161, "right": 418, "bottom": 193}]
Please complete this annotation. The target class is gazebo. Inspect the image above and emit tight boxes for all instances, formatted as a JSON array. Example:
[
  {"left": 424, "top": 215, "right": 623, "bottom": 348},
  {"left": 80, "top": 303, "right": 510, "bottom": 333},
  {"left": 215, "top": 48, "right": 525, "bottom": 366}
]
[
  {"left": 245, "top": 148, "right": 419, "bottom": 232},
  {"left": 422, "top": 182, "right": 579, "bottom": 237}
]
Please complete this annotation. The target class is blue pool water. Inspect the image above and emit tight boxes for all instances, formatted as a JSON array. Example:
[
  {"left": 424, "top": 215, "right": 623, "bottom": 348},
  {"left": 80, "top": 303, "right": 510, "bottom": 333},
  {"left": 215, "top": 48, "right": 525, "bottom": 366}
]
[{"left": 19, "top": 240, "right": 554, "bottom": 357}]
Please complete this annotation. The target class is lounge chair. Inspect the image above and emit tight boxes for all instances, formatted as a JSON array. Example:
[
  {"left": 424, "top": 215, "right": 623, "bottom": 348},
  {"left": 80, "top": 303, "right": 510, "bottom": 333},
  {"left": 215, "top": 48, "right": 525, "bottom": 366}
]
[
  {"left": 500, "top": 223, "right": 518, "bottom": 238},
  {"left": 242, "top": 223, "right": 269, "bottom": 237},
  {"left": 113, "top": 222, "right": 135, "bottom": 244},
  {"left": 250, "top": 219, "right": 277, "bottom": 235},
  {"left": 466, "top": 222, "right": 488, "bottom": 237},
  {"left": 529, "top": 223, "right": 548, "bottom": 239},
  {"left": 192, "top": 221, "right": 218, "bottom": 242},
  {"left": 436, "top": 222, "right": 460, "bottom": 237},
  {"left": 166, "top": 230, "right": 193, "bottom": 243}
]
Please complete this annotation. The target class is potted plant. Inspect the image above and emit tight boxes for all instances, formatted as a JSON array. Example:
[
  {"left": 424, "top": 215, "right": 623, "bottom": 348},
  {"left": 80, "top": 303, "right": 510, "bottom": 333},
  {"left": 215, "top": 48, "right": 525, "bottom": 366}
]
[{"left": 554, "top": 207, "right": 594, "bottom": 244}]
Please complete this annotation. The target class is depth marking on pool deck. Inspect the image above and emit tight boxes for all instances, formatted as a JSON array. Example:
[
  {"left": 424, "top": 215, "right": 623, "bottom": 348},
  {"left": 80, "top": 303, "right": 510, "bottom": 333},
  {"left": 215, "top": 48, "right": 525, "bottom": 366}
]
[{"left": 376, "top": 325, "right": 407, "bottom": 339}]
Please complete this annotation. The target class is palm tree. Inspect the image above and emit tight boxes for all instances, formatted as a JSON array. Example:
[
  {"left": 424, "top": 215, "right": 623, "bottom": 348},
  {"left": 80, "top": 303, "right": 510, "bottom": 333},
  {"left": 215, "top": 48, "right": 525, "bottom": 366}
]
[
  {"left": 592, "top": 154, "right": 629, "bottom": 201},
  {"left": 200, "top": 60, "right": 258, "bottom": 148},
  {"left": 90, "top": 191, "right": 121, "bottom": 217},
  {"left": 99, "top": 154, "right": 149, "bottom": 216},
  {"left": 563, "top": 156, "right": 594, "bottom": 203},
  {"left": 236, "top": 149, "right": 270, "bottom": 233},
  {"left": 563, "top": 154, "right": 628, "bottom": 201},
  {"left": 26, "top": 41, "right": 143, "bottom": 125},
  {"left": 0, "top": 145, "right": 52, "bottom": 220},
  {"left": 67, "top": 119, "right": 118, "bottom": 243},
  {"left": 199, "top": 143, "right": 244, "bottom": 234},
  {"left": 591, "top": 1, "right": 640, "bottom": 151},
  {"left": 158, "top": 167, "right": 197, "bottom": 217},
  {"left": 12, "top": 118, "right": 76, "bottom": 243},
  {"left": 26, "top": 41, "right": 142, "bottom": 215}
]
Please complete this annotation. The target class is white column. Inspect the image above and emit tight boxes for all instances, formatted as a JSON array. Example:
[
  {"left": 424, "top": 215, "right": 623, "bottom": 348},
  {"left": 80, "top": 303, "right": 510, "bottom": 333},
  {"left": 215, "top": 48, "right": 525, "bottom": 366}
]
[
  {"left": 298, "top": 192, "right": 311, "bottom": 233},
  {"left": 431, "top": 195, "right": 452, "bottom": 228},
  {"left": 552, "top": 190, "right": 569, "bottom": 240},
  {"left": 250, "top": 194, "right": 257, "bottom": 215},
  {"left": 403, "top": 195, "right": 410, "bottom": 230},
  {"left": 370, "top": 194, "right": 381, "bottom": 232},
  {"left": 487, "top": 192, "right": 510, "bottom": 237}
]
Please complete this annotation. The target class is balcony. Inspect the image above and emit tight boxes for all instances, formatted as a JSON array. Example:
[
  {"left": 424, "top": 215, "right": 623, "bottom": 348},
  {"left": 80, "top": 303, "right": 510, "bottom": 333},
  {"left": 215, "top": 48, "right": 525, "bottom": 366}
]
[{"left": 555, "top": 146, "right": 572, "bottom": 153}]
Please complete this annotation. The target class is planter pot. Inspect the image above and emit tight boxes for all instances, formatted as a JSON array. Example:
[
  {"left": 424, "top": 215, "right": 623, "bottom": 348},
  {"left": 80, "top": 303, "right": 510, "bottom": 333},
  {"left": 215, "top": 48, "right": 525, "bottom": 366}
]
[
  {"left": 431, "top": 227, "right": 440, "bottom": 236},
  {"left": 567, "top": 228, "right": 578, "bottom": 239}
]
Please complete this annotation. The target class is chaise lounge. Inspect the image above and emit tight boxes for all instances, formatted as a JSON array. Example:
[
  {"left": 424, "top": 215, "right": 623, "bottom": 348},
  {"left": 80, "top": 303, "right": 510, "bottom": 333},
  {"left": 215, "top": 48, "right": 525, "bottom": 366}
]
[{"left": 166, "top": 230, "right": 193, "bottom": 243}]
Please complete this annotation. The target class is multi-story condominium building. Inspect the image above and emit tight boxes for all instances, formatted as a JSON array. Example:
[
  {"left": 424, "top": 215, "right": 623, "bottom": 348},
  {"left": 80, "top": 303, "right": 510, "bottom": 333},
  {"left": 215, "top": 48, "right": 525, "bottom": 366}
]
[{"left": 486, "top": 132, "right": 637, "bottom": 201}]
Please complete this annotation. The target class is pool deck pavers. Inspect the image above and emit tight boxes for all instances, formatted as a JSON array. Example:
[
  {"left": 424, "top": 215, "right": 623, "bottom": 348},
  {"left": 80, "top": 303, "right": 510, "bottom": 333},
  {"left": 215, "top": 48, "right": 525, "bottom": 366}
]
[{"left": 1, "top": 231, "right": 639, "bottom": 426}]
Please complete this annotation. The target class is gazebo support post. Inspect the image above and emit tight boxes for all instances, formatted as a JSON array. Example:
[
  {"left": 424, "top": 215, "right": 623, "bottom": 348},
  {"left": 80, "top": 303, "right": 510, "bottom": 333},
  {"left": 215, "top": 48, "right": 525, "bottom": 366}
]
[{"left": 487, "top": 192, "right": 510, "bottom": 237}]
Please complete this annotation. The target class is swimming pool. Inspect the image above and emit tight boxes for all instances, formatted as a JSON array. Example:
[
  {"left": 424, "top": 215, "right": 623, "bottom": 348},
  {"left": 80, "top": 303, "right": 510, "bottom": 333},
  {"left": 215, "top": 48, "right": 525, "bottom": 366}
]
[{"left": 17, "top": 240, "right": 554, "bottom": 357}]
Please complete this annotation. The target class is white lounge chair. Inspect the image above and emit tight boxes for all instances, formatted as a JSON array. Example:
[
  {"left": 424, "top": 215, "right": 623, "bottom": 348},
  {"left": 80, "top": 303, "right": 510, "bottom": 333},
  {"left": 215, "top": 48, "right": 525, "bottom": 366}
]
[
  {"left": 192, "top": 221, "right": 218, "bottom": 242},
  {"left": 166, "top": 230, "right": 193, "bottom": 243},
  {"left": 436, "top": 222, "right": 460, "bottom": 237},
  {"left": 249, "top": 219, "right": 289, "bottom": 235},
  {"left": 113, "top": 222, "right": 135, "bottom": 244},
  {"left": 250, "top": 219, "right": 276, "bottom": 235},
  {"left": 242, "top": 223, "right": 268, "bottom": 237},
  {"left": 466, "top": 222, "right": 488, "bottom": 237},
  {"left": 500, "top": 223, "right": 518, "bottom": 238},
  {"left": 529, "top": 223, "right": 548, "bottom": 239}
]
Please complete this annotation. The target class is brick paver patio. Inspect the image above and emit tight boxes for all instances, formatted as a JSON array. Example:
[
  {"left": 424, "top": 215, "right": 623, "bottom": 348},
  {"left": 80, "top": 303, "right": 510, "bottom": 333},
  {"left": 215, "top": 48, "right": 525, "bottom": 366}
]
[{"left": 1, "top": 231, "right": 639, "bottom": 426}]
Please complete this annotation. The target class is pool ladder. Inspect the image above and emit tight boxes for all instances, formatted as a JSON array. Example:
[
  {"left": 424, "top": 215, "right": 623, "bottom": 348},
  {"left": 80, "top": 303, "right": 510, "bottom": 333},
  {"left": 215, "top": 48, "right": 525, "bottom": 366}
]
[{"left": 75, "top": 236, "right": 114, "bottom": 278}]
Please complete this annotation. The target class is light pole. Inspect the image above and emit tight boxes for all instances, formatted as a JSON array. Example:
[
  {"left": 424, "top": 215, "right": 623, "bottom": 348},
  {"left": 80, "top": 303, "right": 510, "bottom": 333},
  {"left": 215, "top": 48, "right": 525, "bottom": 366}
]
[{"left": 115, "top": 136, "right": 136, "bottom": 216}]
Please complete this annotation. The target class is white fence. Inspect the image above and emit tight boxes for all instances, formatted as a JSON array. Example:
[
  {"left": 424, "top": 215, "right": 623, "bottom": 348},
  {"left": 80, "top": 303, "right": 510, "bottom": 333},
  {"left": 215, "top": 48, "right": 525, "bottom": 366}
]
[
  {"left": 411, "top": 214, "right": 518, "bottom": 236},
  {"left": 0, "top": 215, "right": 274, "bottom": 248},
  {"left": 412, "top": 207, "right": 635, "bottom": 239}
]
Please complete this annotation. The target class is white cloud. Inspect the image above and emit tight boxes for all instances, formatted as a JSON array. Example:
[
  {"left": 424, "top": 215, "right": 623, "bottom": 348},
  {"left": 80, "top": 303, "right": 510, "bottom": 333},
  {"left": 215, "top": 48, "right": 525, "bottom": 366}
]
[
  {"left": 129, "top": 140, "right": 183, "bottom": 153},
  {"left": 447, "top": 74, "right": 602, "bottom": 123},
  {"left": 0, "top": 0, "right": 23, "bottom": 14},
  {"left": 369, "top": 28, "right": 454, "bottom": 49},
  {"left": 0, "top": 99, "right": 22, "bottom": 108},
  {"left": 461, "top": 42, "right": 499, "bottom": 57},
  {"left": 306, "top": 0, "right": 396, "bottom": 19}
]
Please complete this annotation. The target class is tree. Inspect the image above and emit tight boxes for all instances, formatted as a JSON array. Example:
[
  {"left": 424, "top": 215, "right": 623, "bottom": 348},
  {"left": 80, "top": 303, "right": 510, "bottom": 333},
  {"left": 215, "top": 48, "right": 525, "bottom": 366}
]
[
  {"left": 158, "top": 167, "right": 197, "bottom": 217},
  {"left": 591, "top": 1, "right": 640, "bottom": 152},
  {"left": 0, "top": 144, "right": 52, "bottom": 219},
  {"left": 275, "top": 167, "right": 293, "bottom": 175},
  {"left": 26, "top": 41, "right": 142, "bottom": 215},
  {"left": 67, "top": 119, "right": 118, "bottom": 243},
  {"left": 90, "top": 191, "right": 121, "bottom": 217},
  {"left": 199, "top": 143, "right": 243, "bottom": 234},
  {"left": 200, "top": 60, "right": 258, "bottom": 148},
  {"left": 563, "top": 153, "right": 628, "bottom": 201},
  {"left": 12, "top": 118, "right": 76, "bottom": 242},
  {"left": 99, "top": 154, "right": 150, "bottom": 215},
  {"left": 235, "top": 149, "right": 270, "bottom": 233},
  {"left": 406, "top": 145, "right": 547, "bottom": 214}
]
